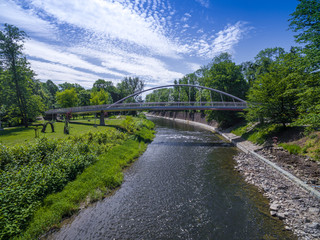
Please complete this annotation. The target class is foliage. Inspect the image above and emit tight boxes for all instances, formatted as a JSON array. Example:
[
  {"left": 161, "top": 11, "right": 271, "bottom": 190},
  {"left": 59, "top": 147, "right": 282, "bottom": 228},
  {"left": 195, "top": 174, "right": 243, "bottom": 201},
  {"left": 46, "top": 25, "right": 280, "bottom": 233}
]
[
  {"left": 58, "top": 82, "right": 84, "bottom": 93},
  {"left": 78, "top": 89, "right": 91, "bottom": 106},
  {"left": 0, "top": 24, "right": 46, "bottom": 127},
  {"left": 92, "top": 79, "right": 119, "bottom": 102},
  {"left": 246, "top": 51, "right": 303, "bottom": 127},
  {"left": 279, "top": 143, "right": 302, "bottom": 155},
  {"left": 116, "top": 77, "right": 144, "bottom": 103},
  {"left": 120, "top": 116, "right": 155, "bottom": 142},
  {"left": 90, "top": 89, "right": 112, "bottom": 105},
  {"left": 0, "top": 116, "right": 155, "bottom": 239},
  {"left": 232, "top": 123, "right": 282, "bottom": 145},
  {"left": 289, "top": 0, "right": 320, "bottom": 69},
  {"left": 0, "top": 128, "right": 129, "bottom": 239},
  {"left": 199, "top": 53, "right": 248, "bottom": 127},
  {"left": 56, "top": 88, "right": 79, "bottom": 108},
  {"left": 18, "top": 139, "right": 147, "bottom": 240}
]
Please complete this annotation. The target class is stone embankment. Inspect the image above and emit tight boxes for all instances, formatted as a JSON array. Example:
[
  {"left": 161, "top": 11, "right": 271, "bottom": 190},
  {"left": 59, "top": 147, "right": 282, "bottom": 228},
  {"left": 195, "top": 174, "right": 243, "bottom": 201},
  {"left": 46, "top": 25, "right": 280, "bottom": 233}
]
[
  {"left": 147, "top": 112, "right": 320, "bottom": 239},
  {"left": 235, "top": 153, "right": 320, "bottom": 239}
]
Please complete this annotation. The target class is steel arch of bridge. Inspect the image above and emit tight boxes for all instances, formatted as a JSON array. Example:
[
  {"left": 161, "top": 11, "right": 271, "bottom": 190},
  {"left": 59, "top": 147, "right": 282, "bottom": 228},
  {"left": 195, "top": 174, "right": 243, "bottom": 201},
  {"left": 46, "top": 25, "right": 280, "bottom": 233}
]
[
  {"left": 107, "top": 84, "right": 246, "bottom": 109},
  {"left": 44, "top": 84, "right": 247, "bottom": 118}
]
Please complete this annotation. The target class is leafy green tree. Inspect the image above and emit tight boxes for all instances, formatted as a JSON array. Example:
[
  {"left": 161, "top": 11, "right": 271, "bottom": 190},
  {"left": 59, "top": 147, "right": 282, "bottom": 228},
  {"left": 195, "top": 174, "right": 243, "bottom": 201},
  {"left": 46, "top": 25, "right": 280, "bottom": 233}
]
[
  {"left": 56, "top": 88, "right": 79, "bottom": 108},
  {"left": 78, "top": 90, "right": 91, "bottom": 106},
  {"left": 42, "top": 80, "right": 59, "bottom": 107},
  {"left": 289, "top": 0, "right": 320, "bottom": 69},
  {"left": 241, "top": 61, "right": 258, "bottom": 87},
  {"left": 90, "top": 89, "right": 112, "bottom": 105},
  {"left": 199, "top": 53, "right": 249, "bottom": 127},
  {"left": 146, "top": 89, "right": 171, "bottom": 102},
  {"left": 117, "top": 77, "right": 144, "bottom": 102},
  {"left": 0, "top": 24, "right": 34, "bottom": 127},
  {"left": 246, "top": 51, "right": 304, "bottom": 127},
  {"left": 92, "top": 79, "right": 119, "bottom": 102},
  {"left": 58, "top": 82, "right": 84, "bottom": 93}
]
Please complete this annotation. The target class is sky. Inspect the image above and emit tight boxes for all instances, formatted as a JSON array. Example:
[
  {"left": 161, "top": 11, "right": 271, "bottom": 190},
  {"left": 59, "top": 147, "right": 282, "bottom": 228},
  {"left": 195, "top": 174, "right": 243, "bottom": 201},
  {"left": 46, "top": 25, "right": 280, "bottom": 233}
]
[{"left": 0, "top": 0, "right": 300, "bottom": 89}]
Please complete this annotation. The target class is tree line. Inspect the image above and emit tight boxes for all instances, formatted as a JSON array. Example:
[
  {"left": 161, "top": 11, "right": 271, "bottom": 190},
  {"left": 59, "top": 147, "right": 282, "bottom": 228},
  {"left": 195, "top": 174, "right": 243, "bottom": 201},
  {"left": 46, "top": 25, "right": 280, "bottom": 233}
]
[
  {"left": 0, "top": 24, "right": 144, "bottom": 127},
  {"left": 146, "top": 0, "right": 320, "bottom": 129}
]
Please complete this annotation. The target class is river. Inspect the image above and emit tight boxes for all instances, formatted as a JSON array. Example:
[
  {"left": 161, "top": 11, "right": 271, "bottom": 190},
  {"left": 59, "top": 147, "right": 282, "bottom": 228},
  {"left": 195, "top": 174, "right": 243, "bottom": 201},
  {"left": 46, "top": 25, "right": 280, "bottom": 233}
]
[{"left": 49, "top": 117, "right": 295, "bottom": 239}]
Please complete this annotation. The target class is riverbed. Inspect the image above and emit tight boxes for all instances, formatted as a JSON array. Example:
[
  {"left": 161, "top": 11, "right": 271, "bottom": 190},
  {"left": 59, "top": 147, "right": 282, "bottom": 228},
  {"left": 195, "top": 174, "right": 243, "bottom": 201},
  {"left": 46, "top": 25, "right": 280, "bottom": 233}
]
[{"left": 48, "top": 117, "right": 295, "bottom": 239}]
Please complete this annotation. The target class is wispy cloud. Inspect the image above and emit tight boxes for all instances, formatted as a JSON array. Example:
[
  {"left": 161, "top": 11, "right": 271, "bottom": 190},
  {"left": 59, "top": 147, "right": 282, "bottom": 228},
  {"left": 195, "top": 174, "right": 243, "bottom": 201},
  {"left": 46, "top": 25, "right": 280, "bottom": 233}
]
[
  {"left": 0, "top": 0, "right": 57, "bottom": 39},
  {"left": 195, "top": 0, "right": 210, "bottom": 8},
  {"left": 1, "top": 0, "right": 251, "bottom": 88},
  {"left": 185, "top": 21, "right": 249, "bottom": 58},
  {"left": 29, "top": 60, "right": 105, "bottom": 88}
]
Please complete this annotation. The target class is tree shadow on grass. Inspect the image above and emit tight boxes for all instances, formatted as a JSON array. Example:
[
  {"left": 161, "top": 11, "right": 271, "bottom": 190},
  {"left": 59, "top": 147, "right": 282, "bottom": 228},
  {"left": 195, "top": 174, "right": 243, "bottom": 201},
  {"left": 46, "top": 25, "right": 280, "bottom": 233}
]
[{"left": 0, "top": 127, "right": 33, "bottom": 137}]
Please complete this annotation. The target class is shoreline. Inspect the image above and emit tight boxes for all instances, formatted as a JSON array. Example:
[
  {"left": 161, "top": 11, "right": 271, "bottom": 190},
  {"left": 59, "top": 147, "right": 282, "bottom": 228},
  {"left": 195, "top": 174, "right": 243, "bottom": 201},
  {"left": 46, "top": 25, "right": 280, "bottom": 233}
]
[{"left": 147, "top": 113, "right": 320, "bottom": 239}]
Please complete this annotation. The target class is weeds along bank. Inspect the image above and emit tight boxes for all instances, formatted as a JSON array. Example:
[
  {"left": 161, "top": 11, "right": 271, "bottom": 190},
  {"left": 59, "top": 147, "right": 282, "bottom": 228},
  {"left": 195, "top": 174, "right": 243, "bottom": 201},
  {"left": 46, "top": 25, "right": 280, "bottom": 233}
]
[{"left": 0, "top": 117, "right": 155, "bottom": 240}]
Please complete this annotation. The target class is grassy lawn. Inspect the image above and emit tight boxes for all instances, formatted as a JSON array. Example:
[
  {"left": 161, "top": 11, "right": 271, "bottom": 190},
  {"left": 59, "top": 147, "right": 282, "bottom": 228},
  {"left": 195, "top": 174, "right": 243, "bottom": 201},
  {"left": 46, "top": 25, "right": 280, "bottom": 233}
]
[{"left": 0, "top": 121, "right": 121, "bottom": 146}]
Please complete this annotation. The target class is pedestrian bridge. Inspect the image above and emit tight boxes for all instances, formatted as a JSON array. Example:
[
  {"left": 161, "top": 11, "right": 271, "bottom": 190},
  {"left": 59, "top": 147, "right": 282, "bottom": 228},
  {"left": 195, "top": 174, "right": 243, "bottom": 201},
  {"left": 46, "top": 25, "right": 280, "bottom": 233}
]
[{"left": 45, "top": 84, "right": 247, "bottom": 118}]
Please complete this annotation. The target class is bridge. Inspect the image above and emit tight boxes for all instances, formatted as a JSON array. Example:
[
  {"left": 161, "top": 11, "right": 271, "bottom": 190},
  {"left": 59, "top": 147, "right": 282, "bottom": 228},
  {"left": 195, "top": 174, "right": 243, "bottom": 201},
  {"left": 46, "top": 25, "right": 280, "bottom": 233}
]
[{"left": 45, "top": 84, "right": 247, "bottom": 125}]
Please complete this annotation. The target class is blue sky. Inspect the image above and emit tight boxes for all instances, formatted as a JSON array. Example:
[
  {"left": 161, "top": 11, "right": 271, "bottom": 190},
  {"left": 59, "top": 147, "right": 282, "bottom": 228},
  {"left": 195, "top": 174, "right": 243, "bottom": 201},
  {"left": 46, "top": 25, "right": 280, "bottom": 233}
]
[{"left": 0, "top": 0, "right": 300, "bottom": 89}]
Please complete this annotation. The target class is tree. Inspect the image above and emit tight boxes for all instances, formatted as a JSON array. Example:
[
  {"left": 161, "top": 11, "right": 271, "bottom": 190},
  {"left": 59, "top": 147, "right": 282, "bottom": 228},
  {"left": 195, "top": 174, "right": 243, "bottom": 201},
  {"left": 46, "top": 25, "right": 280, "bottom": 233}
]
[
  {"left": 117, "top": 77, "right": 144, "bottom": 102},
  {"left": 199, "top": 53, "right": 249, "bottom": 127},
  {"left": 289, "top": 0, "right": 320, "bottom": 69},
  {"left": 56, "top": 88, "right": 79, "bottom": 108},
  {"left": 0, "top": 24, "right": 33, "bottom": 127},
  {"left": 58, "top": 82, "right": 84, "bottom": 93},
  {"left": 90, "top": 89, "right": 112, "bottom": 105},
  {"left": 146, "top": 89, "right": 171, "bottom": 102},
  {"left": 246, "top": 51, "right": 303, "bottom": 127},
  {"left": 78, "top": 90, "right": 91, "bottom": 106},
  {"left": 92, "top": 79, "right": 119, "bottom": 102}
]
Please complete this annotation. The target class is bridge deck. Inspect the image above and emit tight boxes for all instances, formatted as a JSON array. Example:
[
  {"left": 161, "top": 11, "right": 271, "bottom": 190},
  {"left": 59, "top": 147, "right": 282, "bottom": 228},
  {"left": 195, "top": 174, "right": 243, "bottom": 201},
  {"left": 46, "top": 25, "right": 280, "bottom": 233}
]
[{"left": 45, "top": 102, "right": 247, "bottom": 115}]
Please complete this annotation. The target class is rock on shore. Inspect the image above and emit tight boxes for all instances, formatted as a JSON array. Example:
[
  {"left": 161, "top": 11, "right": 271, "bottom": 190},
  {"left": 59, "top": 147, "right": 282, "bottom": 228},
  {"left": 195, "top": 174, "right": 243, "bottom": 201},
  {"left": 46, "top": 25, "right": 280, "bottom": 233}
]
[{"left": 234, "top": 152, "right": 320, "bottom": 240}]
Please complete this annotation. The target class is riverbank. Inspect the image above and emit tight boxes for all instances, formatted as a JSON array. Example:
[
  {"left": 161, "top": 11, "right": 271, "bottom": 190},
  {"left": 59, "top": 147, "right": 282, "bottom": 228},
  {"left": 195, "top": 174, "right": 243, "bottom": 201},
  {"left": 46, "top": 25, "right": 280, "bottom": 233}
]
[
  {"left": 147, "top": 113, "right": 320, "bottom": 239},
  {"left": 0, "top": 117, "right": 155, "bottom": 240}
]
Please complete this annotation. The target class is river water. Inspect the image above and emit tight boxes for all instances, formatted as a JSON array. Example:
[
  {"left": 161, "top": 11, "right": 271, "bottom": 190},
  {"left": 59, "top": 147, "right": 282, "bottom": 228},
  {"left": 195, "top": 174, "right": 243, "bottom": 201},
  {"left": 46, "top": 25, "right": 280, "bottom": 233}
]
[{"left": 50, "top": 117, "right": 295, "bottom": 239}]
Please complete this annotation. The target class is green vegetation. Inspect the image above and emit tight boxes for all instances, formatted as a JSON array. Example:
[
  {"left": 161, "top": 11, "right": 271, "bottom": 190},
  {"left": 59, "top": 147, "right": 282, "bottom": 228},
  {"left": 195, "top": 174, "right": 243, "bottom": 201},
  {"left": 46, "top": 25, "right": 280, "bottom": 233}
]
[
  {"left": 17, "top": 140, "right": 147, "bottom": 240},
  {"left": 231, "top": 123, "right": 282, "bottom": 145},
  {"left": 279, "top": 143, "right": 302, "bottom": 155},
  {"left": 0, "top": 117, "right": 155, "bottom": 239}
]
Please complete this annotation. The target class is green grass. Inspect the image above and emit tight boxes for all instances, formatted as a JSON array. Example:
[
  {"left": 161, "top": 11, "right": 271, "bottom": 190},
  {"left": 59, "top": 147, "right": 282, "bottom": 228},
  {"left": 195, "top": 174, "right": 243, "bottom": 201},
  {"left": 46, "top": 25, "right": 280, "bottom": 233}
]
[
  {"left": 279, "top": 143, "right": 302, "bottom": 155},
  {"left": 16, "top": 139, "right": 147, "bottom": 240},
  {"left": 0, "top": 121, "right": 118, "bottom": 146},
  {"left": 231, "top": 122, "right": 282, "bottom": 145}
]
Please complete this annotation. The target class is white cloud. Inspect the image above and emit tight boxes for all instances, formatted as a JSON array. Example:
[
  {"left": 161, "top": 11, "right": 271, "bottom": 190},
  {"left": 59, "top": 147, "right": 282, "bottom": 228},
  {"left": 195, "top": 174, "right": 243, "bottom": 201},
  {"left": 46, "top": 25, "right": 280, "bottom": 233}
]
[
  {"left": 187, "top": 62, "right": 201, "bottom": 72},
  {"left": 25, "top": 40, "right": 123, "bottom": 77},
  {"left": 0, "top": 1, "right": 251, "bottom": 88},
  {"left": 0, "top": 0, "right": 56, "bottom": 39},
  {"left": 184, "top": 21, "right": 248, "bottom": 58},
  {"left": 69, "top": 45, "right": 184, "bottom": 86},
  {"left": 29, "top": 60, "right": 104, "bottom": 88},
  {"left": 29, "top": 0, "right": 182, "bottom": 57}
]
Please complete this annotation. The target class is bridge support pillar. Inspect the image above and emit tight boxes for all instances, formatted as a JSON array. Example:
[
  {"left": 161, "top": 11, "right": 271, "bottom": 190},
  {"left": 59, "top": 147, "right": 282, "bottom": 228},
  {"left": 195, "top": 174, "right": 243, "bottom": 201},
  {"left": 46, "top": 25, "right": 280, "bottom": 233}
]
[{"left": 100, "top": 110, "right": 105, "bottom": 126}]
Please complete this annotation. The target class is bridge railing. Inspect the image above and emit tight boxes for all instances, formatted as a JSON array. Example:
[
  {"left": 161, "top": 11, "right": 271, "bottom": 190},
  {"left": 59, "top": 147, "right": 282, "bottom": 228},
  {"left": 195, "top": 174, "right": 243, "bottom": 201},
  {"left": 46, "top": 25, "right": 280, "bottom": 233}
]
[{"left": 45, "top": 101, "right": 247, "bottom": 114}]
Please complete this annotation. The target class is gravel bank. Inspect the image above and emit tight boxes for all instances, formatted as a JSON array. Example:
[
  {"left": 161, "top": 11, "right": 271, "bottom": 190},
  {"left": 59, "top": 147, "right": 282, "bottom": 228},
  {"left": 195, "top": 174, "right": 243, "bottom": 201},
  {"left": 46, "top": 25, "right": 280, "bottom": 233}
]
[{"left": 235, "top": 152, "right": 320, "bottom": 240}]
